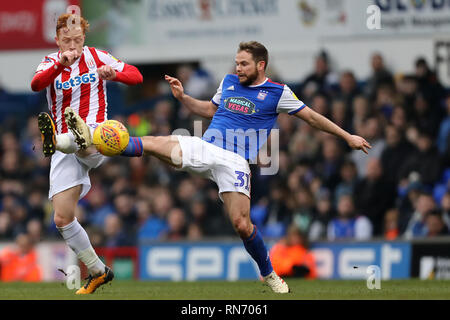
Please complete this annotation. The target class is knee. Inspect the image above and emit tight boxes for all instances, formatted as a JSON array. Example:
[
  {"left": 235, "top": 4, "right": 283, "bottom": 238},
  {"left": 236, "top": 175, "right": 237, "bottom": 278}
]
[
  {"left": 231, "top": 214, "right": 253, "bottom": 239},
  {"left": 54, "top": 212, "right": 74, "bottom": 228}
]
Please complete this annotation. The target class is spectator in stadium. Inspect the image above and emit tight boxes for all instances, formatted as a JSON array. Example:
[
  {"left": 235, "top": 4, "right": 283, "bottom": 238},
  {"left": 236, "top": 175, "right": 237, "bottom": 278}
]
[
  {"left": 410, "top": 92, "right": 443, "bottom": 138},
  {"left": 327, "top": 193, "right": 372, "bottom": 240},
  {"left": 103, "top": 214, "right": 134, "bottom": 247},
  {"left": 314, "top": 136, "right": 345, "bottom": 191},
  {"left": 138, "top": 187, "right": 172, "bottom": 240},
  {"left": 0, "top": 233, "right": 42, "bottom": 282},
  {"left": 414, "top": 57, "right": 446, "bottom": 109},
  {"left": 440, "top": 191, "right": 450, "bottom": 227},
  {"left": 188, "top": 196, "right": 216, "bottom": 236},
  {"left": 163, "top": 207, "right": 188, "bottom": 241},
  {"left": 331, "top": 99, "right": 351, "bottom": 132},
  {"left": 390, "top": 105, "right": 408, "bottom": 133},
  {"left": 437, "top": 94, "right": 450, "bottom": 154},
  {"left": 0, "top": 211, "right": 13, "bottom": 240},
  {"left": 335, "top": 71, "right": 361, "bottom": 123},
  {"left": 404, "top": 192, "right": 437, "bottom": 239},
  {"left": 288, "top": 122, "right": 321, "bottom": 162},
  {"left": 399, "top": 131, "right": 442, "bottom": 186},
  {"left": 291, "top": 187, "right": 315, "bottom": 234},
  {"left": 373, "top": 84, "right": 395, "bottom": 121},
  {"left": 365, "top": 53, "right": 394, "bottom": 101},
  {"left": 354, "top": 158, "right": 396, "bottom": 235},
  {"left": 187, "top": 222, "right": 203, "bottom": 240},
  {"left": 310, "top": 92, "right": 330, "bottom": 117},
  {"left": 175, "top": 63, "right": 216, "bottom": 100},
  {"left": 380, "top": 124, "right": 416, "bottom": 185},
  {"left": 351, "top": 116, "right": 385, "bottom": 178},
  {"left": 26, "top": 219, "right": 43, "bottom": 244},
  {"left": 425, "top": 209, "right": 449, "bottom": 237},
  {"left": 257, "top": 181, "right": 292, "bottom": 237},
  {"left": 270, "top": 224, "right": 317, "bottom": 279},
  {"left": 308, "top": 188, "right": 334, "bottom": 241},
  {"left": 299, "top": 50, "right": 338, "bottom": 102},
  {"left": 383, "top": 208, "right": 400, "bottom": 240},
  {"left": 113, "top": 190, "right": 138, "bottom": 236},
  {"left": 334, "top": 159, "right": 359, "bottom": 205},
  {"left": 351, "top": 95, "right": 371, "bottom": 135},
  {"left": 83, "top": 185, "right": 114, "bottom": 228},
  {"left": 26, "top": 190, "right": 46, "bottom": 222}
]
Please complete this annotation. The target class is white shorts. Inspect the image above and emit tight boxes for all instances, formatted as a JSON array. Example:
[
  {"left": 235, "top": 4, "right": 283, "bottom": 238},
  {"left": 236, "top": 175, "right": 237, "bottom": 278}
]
[
  {"left": 176, "top": 135, "right": 251, "bottom": 201},
  {"left": 48, "top": 150, "right": 107, "bottom": 200}
]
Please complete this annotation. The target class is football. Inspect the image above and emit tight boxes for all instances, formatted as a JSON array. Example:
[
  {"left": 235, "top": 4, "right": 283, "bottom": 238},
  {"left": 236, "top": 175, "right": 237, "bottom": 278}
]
[{"left": 92, "top": 120, "right": 130, "bottom": 156}]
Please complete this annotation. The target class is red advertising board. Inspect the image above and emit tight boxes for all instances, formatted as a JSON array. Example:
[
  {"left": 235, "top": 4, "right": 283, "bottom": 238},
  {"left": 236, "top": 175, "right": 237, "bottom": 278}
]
[{"left": 0, "top": 0, "right": 80, "bottom": 50}]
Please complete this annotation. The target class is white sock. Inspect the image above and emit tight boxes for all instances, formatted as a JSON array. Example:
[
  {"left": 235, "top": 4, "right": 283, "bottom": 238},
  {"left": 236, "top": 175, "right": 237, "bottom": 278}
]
[
  {"left": 57, "top": 218, "right": 105, "bottom": 276},
  {"left": 56, "top": 133, "right": 79, "bottom": 154}
]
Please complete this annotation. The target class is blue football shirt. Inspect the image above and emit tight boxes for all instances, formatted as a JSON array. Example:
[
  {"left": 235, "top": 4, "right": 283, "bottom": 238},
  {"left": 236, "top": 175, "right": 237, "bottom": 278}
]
[{"left": 203, "top": 74, "right": 305, "bottom": 161}]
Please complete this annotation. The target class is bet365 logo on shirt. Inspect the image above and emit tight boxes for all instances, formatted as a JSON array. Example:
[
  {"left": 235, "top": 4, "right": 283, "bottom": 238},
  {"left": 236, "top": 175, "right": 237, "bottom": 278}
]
[{"left": 56, "top": 73, "right": 96, "bottom": 90}]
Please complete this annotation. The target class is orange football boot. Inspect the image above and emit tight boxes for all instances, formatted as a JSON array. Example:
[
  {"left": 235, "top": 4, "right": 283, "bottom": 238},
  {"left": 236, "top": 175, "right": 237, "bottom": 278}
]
[
  {"left": 76, "top": 266, "right": 114, "bottom": 294},
  {"left": 37, "top": 112, "right": 56, "bottom": 157}
]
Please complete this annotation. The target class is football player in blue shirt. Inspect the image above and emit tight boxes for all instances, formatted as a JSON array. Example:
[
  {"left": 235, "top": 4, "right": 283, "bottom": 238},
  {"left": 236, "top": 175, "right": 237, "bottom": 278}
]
[{"left": 73, "top": 41, "right": 371, "bottom": 293}]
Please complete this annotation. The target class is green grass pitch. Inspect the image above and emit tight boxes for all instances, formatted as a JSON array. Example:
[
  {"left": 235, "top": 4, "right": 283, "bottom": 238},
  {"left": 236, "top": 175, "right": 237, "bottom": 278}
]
[{"left": 0, "top": 279, "right": 449, "bottom": 300}]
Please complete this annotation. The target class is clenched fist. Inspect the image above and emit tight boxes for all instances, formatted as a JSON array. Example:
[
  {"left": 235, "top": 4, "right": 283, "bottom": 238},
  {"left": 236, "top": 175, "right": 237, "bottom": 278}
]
[
  {"left": 59, "top": 50, "right": 80, "bottom": 67},
  {"left": 97, "top": 65, "right": 116, "bottom": 81}
]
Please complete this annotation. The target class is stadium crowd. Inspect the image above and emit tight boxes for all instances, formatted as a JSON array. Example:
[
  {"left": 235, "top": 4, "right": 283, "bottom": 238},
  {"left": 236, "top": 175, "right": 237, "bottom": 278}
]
[{"left": 1, "top": 52, "right": 450, "bottom": 249}]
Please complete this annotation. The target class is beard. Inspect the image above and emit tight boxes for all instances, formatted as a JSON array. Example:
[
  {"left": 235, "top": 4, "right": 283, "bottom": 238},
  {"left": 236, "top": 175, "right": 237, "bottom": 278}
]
[{"left": 238, "top": 68, "right": 258, "bottom": 86}]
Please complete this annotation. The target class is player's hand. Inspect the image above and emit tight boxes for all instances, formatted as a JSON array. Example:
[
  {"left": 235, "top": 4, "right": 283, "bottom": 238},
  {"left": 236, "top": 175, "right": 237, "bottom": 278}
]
[
  {"left": 59, "top": 50, "right": 79, "bottom": 67},
  {"left": 97, "top": 65, "right": 117, "bottom": 80},
  {"left": 346, "top": 135, "right": 372, "bottom": 154},
  {"left": 165, "top": 75, "right": 184, "bottom": 100}
]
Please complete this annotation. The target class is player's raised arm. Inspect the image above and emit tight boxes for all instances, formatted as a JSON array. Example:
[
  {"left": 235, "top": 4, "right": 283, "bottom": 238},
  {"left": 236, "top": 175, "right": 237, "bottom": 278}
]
[
  {"left": 276, "top": 84, "right": 371, "bottom": 154},
  {"left": 94, "top": 49, "right": 143, "bottom": 85},
  {"left": 165, "top": 75, "right": 217, "bottom": 119},
  {"left": 294, "top": 106, "right": 372, "bottom": 154},
  {"left": 30, "top": 52, "right": 78, "bottom": 92}
]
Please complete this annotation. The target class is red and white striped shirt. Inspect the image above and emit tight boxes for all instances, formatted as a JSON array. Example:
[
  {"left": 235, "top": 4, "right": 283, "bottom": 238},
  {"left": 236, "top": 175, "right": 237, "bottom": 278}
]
[{"left": 32, "top": 46, "right": 142, "bottom": 134}]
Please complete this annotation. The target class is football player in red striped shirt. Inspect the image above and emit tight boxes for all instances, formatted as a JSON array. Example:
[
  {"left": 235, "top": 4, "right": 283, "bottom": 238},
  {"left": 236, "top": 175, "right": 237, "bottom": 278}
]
[{"left": 31, "top": 13, "right": 143, "bottom": 294}]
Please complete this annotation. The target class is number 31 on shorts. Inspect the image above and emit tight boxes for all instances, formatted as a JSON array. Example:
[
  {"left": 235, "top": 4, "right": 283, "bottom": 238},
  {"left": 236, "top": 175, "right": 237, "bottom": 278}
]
[{"left": 235, "top": 171, "right": 250, "bottom": 191}]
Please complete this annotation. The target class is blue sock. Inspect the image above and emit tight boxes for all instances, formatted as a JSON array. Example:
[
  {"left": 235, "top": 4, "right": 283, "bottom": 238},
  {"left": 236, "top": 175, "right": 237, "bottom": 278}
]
[
  {"left": 242, "top": 225, "right": 273, "bottom": 277},
  {"left": 121, "top": 136, "right": 143, "bottom": 157}
]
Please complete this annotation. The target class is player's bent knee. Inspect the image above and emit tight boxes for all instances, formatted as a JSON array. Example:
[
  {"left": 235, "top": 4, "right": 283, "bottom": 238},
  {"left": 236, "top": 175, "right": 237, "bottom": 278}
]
[
  {"left": 231, "top": 217, "right": 253, "bottom": 238},
  {"left": 53, "top": 212, "right": 75, "bottom": 228}
]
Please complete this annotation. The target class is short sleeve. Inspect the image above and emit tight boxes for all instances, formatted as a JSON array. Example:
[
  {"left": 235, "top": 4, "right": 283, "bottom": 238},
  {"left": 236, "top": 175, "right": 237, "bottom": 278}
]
[
  {"left": 211, "top": 78, "right": 224, "bottom": 106},
  {"left": 35, "top": 56, "right": 57, "bottom": 73},
  {"left": 95, "top": 49, "right": 125, "bottom": 72},
  {"left": 276, "top": 85, "right": 306, "bottom": 115}
]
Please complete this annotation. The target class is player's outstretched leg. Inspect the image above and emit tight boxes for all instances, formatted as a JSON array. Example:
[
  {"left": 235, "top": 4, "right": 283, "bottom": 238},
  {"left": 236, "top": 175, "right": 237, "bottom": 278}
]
[
  {"left": 65, "top": 108, "right": 144, "bottom": 157},
  {"left": 53, "top": 185, "right": 114, "bottom": 294},
  {"left": 64, "top": 107, "right": 93, "bottom": 150},
  {"left": 38, "top": 112, "right": 57, "bottom": 157},
  {"left": 222, "top": 192, "right": 289, "bottom": 293},
  {"left": 38, "top": 112, "right": 79, "bottom": 156}
]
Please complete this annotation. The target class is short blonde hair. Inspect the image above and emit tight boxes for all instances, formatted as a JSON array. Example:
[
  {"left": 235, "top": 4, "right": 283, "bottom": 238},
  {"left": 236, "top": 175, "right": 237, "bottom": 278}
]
[{"left": 56, "top": 13, "right": 89, "bottom": 36}]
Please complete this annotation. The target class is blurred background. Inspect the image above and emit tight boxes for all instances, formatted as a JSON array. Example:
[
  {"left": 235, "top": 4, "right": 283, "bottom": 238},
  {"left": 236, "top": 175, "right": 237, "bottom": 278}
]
[{"left": 1, "top": 0, "right": 450, "bottom": 283}]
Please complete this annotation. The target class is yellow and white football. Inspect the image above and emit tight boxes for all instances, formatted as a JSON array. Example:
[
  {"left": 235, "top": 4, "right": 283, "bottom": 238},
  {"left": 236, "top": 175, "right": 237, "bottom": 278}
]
[{"left": 92, "top": 120, "right": 129, "bottom": 156}]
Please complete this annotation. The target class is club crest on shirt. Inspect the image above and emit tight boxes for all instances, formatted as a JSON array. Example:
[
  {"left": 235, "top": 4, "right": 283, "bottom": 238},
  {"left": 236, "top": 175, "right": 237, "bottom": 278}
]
[
  {"left": 257, "top": 90, "right": 268, "bottom": 100},
  {"left": 86, "top": 59, "right": 96, "bottom": 69},
  {"left": 224, "top": 97, "right": 256, "bottom": 115}
]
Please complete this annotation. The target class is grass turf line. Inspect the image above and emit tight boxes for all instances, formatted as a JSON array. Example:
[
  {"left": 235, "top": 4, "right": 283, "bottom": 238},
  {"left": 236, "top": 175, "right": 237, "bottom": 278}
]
[{"left": 0, "top": 279, "right": 449, "bottom": 300}]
